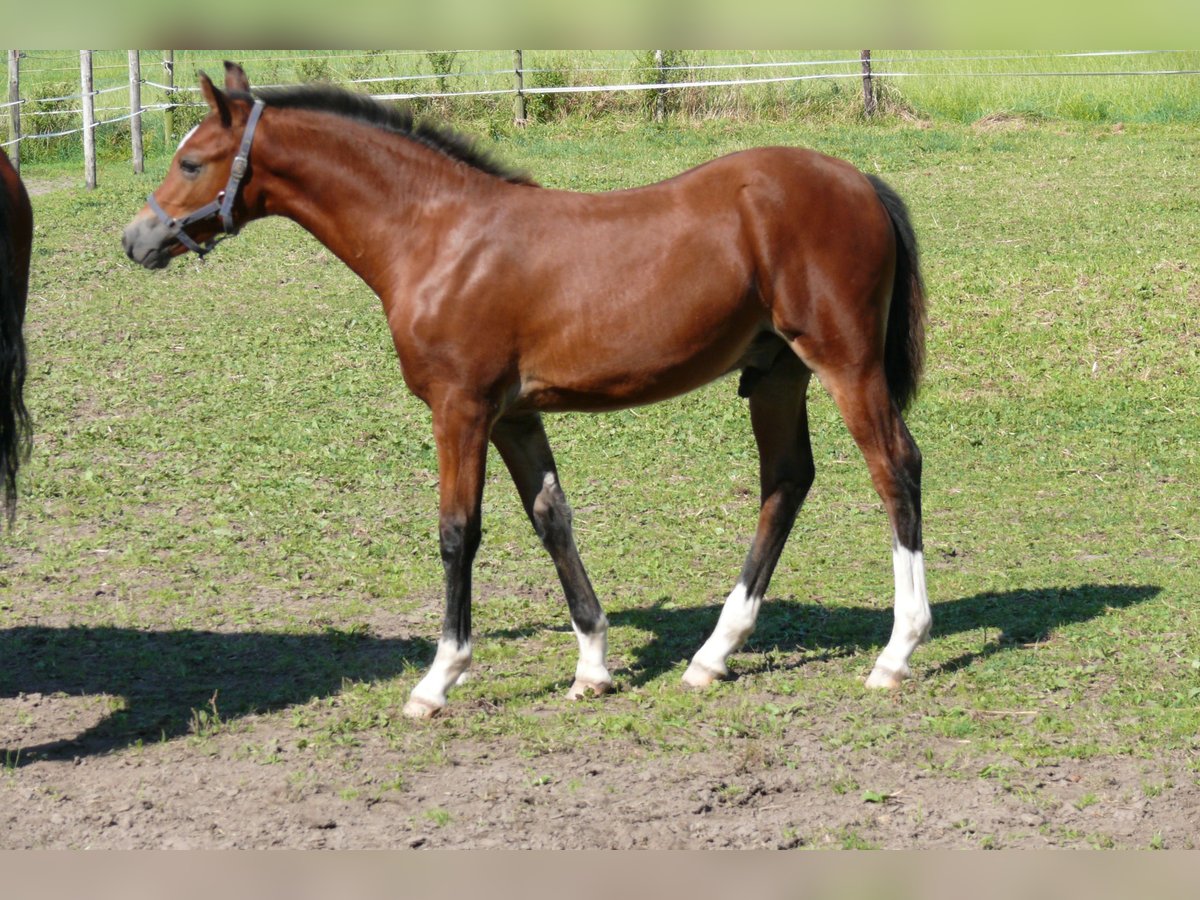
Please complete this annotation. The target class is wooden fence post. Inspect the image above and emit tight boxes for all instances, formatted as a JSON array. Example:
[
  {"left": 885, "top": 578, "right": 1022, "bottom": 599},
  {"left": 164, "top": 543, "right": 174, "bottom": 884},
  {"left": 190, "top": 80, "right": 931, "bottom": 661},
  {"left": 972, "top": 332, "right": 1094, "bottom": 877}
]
[
  {"left": 81, "top": 50, "right": 96, "bottom": 189},
  {"left": 860, "top": 49, "right": 876, "bottom": 117},
  {"left": 513, "top": 50, "right": 526, "bottom": 125},
  {"left": 129, "top": 50, "right": 144, "bottom": 173},
  {"left": 6, "top": 50, "right": 19, "bottom": 171},
  {"left": 163, "top": 50, "right": 174, "bottom": 146},
  {"left": 654, "top": 49, "right": 666, "bottom": 123}
]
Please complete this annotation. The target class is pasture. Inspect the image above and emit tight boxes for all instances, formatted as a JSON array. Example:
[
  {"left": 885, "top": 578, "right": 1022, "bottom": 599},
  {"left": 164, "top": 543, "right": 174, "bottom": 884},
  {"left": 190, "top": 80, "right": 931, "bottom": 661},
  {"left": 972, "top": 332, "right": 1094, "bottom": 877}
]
[{"left": 2, "top": 115, "right": 1198, "bottom": 848}]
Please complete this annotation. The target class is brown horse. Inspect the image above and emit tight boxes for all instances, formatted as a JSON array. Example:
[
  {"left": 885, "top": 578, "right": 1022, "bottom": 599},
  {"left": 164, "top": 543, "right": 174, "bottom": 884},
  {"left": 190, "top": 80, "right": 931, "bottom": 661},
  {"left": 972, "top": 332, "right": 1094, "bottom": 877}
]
[
  {"left": 1, "top": 146, "right": 33, "bottom": 525},
  {"left": 124, "top": 63, "right": 931, "bottom": 718}
]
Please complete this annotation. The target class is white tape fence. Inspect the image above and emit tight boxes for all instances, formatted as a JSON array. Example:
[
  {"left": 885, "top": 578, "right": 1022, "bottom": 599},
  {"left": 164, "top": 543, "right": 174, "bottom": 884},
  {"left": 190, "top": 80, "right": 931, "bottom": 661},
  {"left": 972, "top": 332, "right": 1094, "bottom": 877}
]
[{"left": 3, "top": 50, "right": 1198, "bottom": 183}]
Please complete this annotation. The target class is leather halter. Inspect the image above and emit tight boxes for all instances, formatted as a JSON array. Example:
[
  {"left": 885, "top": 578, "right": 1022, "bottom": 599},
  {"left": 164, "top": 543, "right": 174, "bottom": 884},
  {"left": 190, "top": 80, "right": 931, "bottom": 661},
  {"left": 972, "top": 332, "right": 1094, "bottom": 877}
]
[{"left": 146, "top": 99, "right": 266, "bottom": 258}]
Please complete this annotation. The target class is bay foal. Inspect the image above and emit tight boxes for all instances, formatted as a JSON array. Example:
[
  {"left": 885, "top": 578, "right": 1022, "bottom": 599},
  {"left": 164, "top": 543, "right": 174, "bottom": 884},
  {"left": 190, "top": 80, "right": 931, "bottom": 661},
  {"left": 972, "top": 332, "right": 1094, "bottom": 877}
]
[{"left": 124, "top": 64, "right": 930, "bottom": 718}]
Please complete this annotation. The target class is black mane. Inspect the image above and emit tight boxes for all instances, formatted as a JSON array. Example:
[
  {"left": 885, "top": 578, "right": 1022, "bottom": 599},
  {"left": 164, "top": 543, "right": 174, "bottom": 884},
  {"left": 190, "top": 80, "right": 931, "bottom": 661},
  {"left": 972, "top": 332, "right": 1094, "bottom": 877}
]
[{"left": 238, "top": 84, "right": 536, "bottom": 186}]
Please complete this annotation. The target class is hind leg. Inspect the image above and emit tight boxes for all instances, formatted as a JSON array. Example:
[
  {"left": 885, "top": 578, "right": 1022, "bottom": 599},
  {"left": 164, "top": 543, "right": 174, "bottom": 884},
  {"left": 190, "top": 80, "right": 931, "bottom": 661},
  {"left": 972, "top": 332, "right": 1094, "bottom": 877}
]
[
  {"left": 820, "top": 365, "right": 929, "bottom": 689},
  {"left": 683, "top": 355, "right": 814, "bottom": 686},
  {"left": 491, "top": 414, "right": 612, "bottom": 699}
]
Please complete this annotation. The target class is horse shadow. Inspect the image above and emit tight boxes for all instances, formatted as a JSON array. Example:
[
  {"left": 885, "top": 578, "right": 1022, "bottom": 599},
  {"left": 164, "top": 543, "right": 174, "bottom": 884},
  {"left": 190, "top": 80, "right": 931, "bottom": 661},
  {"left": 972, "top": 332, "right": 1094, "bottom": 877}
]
[
  {"left": 601, "top": 582, "right": 1161, "bottom": 686},
  {"left": 0, "top": 583, "right": 1160, "bottom": 763},
  {"left": 0, "top": 626, "right": 432, "bottom": 765}
]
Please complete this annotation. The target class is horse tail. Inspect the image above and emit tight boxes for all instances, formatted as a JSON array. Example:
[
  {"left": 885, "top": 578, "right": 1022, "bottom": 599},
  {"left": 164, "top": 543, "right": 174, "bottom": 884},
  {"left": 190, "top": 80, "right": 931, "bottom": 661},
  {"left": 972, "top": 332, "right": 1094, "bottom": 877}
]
[
  {"left": 0, "top": 155, "right": 32, "bottom": 525},
  {"left": 867, "top": 174, "right": 927, "bottom": 413}
]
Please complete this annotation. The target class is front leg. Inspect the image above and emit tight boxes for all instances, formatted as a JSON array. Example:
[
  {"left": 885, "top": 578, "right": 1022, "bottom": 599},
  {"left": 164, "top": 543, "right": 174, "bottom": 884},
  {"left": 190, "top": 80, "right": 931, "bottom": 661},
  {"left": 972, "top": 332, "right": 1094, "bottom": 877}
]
[
  {"left": 492, "top": 414, "right": 612, "bottom": 700},
  {"left": 403, "top": 399, "right": 490, "bottom": 719}
]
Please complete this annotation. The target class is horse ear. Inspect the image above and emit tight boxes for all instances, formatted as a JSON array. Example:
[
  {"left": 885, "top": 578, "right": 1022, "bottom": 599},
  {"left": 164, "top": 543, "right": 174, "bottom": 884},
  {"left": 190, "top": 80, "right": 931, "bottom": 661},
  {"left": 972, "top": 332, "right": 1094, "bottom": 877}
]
[
  {"left": 198, "top": 71, "right": 232, "bottom": 127},
  {"left": 223, "top": 61, "right": 251, "bottom": 93}
]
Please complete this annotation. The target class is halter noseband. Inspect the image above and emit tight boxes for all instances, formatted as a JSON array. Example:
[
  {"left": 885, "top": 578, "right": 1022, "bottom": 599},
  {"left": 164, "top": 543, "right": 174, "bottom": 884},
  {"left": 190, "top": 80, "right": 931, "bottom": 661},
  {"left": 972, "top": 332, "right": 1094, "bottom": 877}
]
[{"left": 146, "top": 99, "right": 266, "bottom": 258}]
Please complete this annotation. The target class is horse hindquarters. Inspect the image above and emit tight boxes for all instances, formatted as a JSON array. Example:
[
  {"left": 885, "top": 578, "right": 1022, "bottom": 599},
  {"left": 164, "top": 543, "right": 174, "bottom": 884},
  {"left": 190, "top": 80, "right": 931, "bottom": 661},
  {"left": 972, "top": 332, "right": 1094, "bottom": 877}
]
[{"left": 710, "top": 163, "right": 929, "bottom": 687}]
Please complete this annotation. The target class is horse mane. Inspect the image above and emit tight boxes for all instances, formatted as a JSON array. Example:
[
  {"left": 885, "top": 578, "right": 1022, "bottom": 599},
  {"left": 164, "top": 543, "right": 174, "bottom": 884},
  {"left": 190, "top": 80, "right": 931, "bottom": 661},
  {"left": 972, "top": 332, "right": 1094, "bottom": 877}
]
[{"left": 238, "top": 84, "right": 538, "bottom": 186}]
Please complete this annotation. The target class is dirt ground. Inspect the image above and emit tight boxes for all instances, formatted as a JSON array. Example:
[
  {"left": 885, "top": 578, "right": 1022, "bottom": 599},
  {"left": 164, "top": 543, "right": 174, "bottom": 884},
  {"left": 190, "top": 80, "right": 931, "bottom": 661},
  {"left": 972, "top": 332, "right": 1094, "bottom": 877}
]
[{"left": 3, "top": 685, "right": 1197, "bottom": 850}]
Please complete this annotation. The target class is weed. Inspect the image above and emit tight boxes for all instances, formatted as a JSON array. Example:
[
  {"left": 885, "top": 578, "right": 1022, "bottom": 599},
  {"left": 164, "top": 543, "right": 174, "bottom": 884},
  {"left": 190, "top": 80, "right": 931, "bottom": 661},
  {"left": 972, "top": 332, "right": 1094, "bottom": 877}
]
[
  {"left": 1074, "top": 793, "right": 1099, "bottom": 811},
  {"left": 188, "top": 692, "right": 225, "bottom": 739}
]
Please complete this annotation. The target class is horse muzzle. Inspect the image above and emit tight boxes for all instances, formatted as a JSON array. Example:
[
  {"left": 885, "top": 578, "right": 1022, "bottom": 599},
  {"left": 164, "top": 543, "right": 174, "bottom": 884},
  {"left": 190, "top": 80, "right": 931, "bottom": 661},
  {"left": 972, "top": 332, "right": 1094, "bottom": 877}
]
[{"left": 122, "top": 214, "right": 179, "bottom": 270}]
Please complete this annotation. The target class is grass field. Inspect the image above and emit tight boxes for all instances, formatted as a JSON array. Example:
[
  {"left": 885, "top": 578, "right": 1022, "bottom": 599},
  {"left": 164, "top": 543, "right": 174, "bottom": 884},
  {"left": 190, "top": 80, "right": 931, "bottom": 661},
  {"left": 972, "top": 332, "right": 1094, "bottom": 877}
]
[{"left": 2, "top": 112, "right": 1198, "bottom": 847}]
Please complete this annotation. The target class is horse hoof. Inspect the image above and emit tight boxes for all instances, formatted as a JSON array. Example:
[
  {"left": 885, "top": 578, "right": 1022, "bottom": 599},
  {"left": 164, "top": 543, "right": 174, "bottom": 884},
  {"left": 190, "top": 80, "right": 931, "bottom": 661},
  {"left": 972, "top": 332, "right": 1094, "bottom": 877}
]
[
  {"left": 864, "top": 666, "right": 907, "bottom": 690},
  {"left": 567, "top": 679, "right": 612, "bottom": 700},
  {"left": 402, "top": 697, "right": 444, "bottom": 719},
  {"left": 681, "top": 661, "right": 725, "bottom": 688}
]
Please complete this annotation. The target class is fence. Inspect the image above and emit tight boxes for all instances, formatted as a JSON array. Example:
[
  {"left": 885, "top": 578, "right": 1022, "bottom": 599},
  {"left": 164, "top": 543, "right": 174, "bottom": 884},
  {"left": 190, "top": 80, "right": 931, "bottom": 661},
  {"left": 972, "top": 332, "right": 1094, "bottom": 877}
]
[{"left": 4, "top": 50, "right": 1199, "bottom": 185}]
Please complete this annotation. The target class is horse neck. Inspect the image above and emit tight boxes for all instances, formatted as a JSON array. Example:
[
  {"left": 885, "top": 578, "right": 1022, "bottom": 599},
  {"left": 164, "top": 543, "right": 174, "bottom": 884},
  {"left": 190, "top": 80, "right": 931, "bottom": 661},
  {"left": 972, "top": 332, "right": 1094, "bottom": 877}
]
[{"left": 251, "top": 110, "right": 495, "bottom": 295}]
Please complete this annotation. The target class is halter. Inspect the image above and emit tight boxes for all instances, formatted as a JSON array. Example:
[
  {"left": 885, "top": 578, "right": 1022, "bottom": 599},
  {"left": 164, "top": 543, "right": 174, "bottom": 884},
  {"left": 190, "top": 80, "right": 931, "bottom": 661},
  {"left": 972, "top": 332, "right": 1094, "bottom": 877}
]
[{"left": 146, "top": 99, "right": 266, "bottom": 258}]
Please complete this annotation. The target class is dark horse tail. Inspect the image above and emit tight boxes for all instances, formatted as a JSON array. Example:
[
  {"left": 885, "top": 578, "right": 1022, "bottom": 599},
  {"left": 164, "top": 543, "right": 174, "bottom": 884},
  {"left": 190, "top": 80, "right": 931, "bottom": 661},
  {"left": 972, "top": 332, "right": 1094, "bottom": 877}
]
[
  {"left": 867, "top": 174, "right": 927, "bottom": 413},
  {"left": 0, "top": 158, "right": 32, "bottom": 525}
]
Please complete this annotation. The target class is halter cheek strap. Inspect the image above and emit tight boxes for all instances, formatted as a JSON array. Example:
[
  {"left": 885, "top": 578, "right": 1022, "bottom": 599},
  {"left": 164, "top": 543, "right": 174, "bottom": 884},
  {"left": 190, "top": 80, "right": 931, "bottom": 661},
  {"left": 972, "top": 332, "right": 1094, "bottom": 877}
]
[{"left": 146, "top": 99, "right": 266, "bottom": 259}]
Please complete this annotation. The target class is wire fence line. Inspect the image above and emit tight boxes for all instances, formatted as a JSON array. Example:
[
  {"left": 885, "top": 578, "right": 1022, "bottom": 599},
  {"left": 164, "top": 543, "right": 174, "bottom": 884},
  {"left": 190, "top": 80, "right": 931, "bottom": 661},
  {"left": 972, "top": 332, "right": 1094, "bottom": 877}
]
[{"left": 4, "top": 50, "right": 1198, "bottom": 183}]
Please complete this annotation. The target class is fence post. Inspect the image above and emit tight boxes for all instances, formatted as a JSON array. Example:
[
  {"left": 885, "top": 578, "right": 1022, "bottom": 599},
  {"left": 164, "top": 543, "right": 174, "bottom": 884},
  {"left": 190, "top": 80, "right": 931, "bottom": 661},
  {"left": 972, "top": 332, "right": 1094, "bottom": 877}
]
[
  {"left": 653, "top": 49, "right": 666, "bottom": 123},
  {"left": 860, "top": 49, "right": 876, "bottom": 117},
  {"left": 81, "top": 50, "right": 96, "bottom": 189},
  {"left": 163, "top": 50, "right": 174, "bottom": 147},
  {"left": 513, "top": 50, "right": 526, "bottom": 125},
  {"left": 6, "top": 50, "right": 19, "bottom": 171},
  {"left": 129, "top": 50, "right": 143, "bottom": 174}
]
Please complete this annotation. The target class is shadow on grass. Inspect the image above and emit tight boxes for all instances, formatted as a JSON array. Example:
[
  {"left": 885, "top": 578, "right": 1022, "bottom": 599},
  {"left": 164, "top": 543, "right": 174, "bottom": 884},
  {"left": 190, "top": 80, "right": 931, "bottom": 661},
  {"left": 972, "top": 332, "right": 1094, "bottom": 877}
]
[
  {"left": 0, "top": 583, "right": 1160, "bottom": 763},
  {"left": 0, "top": 626, "right": 432, "bottom": 765},
  {"left": 605, "top": 582, "right": 1161, "bottom": 686}
]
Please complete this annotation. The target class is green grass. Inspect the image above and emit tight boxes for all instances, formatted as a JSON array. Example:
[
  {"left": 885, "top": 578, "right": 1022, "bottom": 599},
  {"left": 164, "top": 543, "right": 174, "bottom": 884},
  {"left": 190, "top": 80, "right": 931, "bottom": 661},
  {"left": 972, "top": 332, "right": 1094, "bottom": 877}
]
[{"left": 2, "top": 117, "right": 1198, "bottom": 802}]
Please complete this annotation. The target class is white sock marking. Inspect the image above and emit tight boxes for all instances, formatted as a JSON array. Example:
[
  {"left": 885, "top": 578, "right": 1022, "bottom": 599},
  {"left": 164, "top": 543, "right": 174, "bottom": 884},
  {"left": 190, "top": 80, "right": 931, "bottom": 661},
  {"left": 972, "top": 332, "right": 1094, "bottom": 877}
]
[
  {"left": 690, "top": 582, "right": 761, "bottom": 676},
  {"left": 872, "top": 543, "right": 930, "bottom": 678},
  {"left": 409, "top": 639, "right": 472, "bottom": 709},
  {"left": 572, "top": 617, "right": 610, "bottom": 687}
]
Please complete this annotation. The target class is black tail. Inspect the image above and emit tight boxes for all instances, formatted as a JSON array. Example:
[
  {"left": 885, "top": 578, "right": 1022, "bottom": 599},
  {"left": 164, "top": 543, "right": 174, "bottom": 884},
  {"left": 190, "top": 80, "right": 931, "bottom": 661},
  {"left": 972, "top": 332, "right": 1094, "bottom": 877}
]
[
  {"left": 0, "top": 163, "right": 32, "bottom": 525},
  {"left": 867, "top": 174, "right": 927, "bottom": 413}
]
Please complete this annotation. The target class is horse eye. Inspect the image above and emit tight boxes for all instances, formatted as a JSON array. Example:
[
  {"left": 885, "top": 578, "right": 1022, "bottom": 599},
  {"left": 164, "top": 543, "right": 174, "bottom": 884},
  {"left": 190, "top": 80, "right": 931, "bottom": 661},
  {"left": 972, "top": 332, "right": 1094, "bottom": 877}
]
[{"left": 179, "top": 159, "right": 202, "bottom": 177}]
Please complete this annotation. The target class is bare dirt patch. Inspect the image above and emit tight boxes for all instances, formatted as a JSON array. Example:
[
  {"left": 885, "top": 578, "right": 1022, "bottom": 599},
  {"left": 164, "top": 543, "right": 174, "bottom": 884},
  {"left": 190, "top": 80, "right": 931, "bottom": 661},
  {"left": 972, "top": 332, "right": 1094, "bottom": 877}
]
[
  {"left": 19, "top": 175, "right": 77, "bottom": 197},
  {"left": 3, "top": 684, "right": 1197, "bottom": 849},
  {"left": 972, "top": 113, "right": 1039, "bottom": 133}
]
